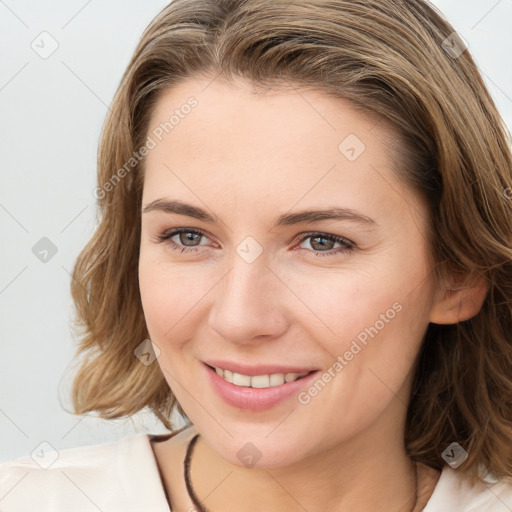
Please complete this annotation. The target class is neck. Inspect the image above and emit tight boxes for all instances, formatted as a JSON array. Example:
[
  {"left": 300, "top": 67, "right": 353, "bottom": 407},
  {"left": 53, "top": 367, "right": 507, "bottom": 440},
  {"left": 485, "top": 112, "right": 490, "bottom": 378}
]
[{"left": 187, "top": 418, "right": 419, "bottom": 512}]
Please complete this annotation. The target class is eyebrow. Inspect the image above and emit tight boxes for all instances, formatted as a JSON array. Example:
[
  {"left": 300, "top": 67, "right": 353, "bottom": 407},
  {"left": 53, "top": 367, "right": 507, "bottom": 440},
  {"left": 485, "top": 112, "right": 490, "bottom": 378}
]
[{"left": 142, "top": 199, "right": 378, "bottom": 227}]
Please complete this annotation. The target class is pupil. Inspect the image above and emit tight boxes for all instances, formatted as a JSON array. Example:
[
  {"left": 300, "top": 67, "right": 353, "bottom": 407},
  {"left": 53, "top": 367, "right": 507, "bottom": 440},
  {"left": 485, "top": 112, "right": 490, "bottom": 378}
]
[
  {"left": 312, "top": 236, "right": 331, "bottom": 250},
  {"left": 182, "top": 232, "right": 199, "bottom": 246}
]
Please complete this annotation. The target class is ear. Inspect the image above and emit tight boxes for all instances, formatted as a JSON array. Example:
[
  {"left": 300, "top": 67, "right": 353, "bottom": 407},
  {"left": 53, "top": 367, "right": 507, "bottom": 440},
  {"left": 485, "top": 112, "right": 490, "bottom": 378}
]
[{"left": 429, "top": 272, "right": 489, "bottom": 325}]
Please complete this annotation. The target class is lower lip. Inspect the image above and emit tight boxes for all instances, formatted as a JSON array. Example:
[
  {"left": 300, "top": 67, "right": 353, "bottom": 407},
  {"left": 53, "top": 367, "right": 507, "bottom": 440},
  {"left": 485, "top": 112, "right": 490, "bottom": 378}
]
[{"left": 204, "top": 363, "right": 319, "bottom": 412}]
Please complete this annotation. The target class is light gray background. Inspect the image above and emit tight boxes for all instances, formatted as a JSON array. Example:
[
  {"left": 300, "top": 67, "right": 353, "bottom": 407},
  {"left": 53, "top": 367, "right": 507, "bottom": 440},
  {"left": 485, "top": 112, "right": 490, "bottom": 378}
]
[{"left": 1, "top": 0, "right": 511, "bottom": 463}]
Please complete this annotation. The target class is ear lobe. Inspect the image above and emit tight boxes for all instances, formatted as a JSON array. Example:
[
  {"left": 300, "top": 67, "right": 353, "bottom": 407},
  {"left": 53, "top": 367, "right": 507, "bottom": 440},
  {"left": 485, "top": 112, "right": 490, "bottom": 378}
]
[{"left": 429, "top": 274, "right": 489, "bottom": 325}]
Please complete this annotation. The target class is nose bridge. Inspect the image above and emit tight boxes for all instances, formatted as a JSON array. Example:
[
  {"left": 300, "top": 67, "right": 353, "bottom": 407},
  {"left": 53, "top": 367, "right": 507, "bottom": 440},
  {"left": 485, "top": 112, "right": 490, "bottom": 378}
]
[
  {"left": 222, "top": 234, "right": 273, "bottom": 302},
  {"left": 208, "top": 241, "right": 287, "bottom": 342}
]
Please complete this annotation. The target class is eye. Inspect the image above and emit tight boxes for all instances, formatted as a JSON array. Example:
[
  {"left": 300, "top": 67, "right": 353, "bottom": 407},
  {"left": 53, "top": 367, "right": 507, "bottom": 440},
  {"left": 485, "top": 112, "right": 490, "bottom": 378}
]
[
  {"left": 155, "top": 227, "right": 213, "bottom": 254},
  {"left": 294, "top": 232, "right": 355, "bottom": 256},
  {"left": 154, "top": 228, "right": 355, "bottom": 257}
]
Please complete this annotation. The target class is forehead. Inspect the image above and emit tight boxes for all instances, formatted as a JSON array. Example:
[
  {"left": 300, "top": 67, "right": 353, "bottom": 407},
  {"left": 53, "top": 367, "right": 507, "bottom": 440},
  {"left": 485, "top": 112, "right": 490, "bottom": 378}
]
[
  {"left": 146, "top": 76, "right": 391, "bottom": 160},
  {"left": 141, "top": 76, "right": 424, "bottom": 230},
  {"left": 145, "top": 78, "right": 395, "bottom": 173}
]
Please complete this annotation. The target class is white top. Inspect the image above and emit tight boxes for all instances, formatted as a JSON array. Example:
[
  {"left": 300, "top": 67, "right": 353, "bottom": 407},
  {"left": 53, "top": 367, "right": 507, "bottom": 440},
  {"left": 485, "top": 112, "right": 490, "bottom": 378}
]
[{"left": 1, "top": 432, "right": 512, "bottom": 511}]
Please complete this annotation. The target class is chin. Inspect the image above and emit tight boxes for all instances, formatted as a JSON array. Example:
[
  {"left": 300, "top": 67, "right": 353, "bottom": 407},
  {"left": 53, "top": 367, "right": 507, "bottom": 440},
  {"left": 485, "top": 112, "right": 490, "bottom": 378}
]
[{"left": 197, "top": 426, "right": 311, "bottom": 470}]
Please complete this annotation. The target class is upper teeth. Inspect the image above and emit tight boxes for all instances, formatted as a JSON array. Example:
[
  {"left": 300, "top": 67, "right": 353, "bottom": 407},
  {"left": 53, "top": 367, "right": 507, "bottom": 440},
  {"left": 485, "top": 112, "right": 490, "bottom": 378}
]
[{"left": 214, "top": 366, "right": 310, "bottom": 388}]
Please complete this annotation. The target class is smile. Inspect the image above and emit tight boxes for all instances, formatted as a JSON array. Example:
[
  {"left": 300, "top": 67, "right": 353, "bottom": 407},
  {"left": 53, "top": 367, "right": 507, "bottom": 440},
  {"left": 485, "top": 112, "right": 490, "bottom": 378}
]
[
  {"left": 210, "top": 365, "right": 312, "bottom": 388},
  {"left": 204, "top": 362, "right": 320, "bottom": 411}
]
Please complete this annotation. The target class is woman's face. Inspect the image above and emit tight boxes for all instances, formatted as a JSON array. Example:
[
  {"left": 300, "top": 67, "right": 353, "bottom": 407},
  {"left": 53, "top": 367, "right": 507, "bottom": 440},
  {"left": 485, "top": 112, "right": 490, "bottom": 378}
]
[{"left": 138, "top": 76, "right": 438, "bottom": 468}]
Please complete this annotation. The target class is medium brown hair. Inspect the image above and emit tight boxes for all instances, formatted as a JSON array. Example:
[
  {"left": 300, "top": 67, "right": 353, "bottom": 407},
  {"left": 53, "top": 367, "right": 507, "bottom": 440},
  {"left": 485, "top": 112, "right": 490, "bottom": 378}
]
[{"left": 69, "top": 0, "right": 512, "bottom": 483}]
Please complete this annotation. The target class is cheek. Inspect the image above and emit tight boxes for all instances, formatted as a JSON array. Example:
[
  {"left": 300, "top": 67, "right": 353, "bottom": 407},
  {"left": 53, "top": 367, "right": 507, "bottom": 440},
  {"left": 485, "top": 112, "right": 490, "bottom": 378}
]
[
  {"left": 138, "top": 259, "right": 199, "bottom": 389},
  {"left": 138, "top": 252, "right": 214, "bottom": 349},
  {"left": 295, "top": 286, "right": 429, "bottom": 443},
  {"left": 138, "top": 254, "right": 183, "bottom": 340},
  {"left": 305, "top": 248, "right": 431, "bottom": 379}
]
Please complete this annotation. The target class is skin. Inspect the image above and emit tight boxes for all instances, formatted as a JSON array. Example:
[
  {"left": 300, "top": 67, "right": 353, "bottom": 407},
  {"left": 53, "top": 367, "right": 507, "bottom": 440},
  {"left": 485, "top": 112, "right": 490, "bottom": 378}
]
[{"left": 138, "top": 76, "right": 488, "bottom": 512}]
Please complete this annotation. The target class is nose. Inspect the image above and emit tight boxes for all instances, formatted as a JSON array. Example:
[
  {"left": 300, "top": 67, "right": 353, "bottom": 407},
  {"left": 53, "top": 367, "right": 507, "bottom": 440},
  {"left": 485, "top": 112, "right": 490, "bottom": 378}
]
[{"left": 208, "top": 252, "right": 289, "bottom": 345}]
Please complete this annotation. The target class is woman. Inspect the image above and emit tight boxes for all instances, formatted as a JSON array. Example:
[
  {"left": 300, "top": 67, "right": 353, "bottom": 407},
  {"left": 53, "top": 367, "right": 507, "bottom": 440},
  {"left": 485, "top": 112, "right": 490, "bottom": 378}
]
[{"left": 2, "top": 0, "right": 512, "bottom": 510}]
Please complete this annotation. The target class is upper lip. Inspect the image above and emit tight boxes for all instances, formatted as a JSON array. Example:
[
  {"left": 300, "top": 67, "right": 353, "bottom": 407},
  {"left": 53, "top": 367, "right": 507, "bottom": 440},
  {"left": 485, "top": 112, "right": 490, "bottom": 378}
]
[{"left": 203, "top": 360, "right": 319, "bottom": 376}]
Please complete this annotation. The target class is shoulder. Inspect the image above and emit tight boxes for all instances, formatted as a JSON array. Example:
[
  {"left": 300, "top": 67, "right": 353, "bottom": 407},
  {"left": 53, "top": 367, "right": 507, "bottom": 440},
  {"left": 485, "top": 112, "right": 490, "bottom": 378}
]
[
  {"left": 425, "top": 464, "right": 512, "bottom": 511},
  {"left": 0, "top": 432, "right": 170, "bottom": 511}
]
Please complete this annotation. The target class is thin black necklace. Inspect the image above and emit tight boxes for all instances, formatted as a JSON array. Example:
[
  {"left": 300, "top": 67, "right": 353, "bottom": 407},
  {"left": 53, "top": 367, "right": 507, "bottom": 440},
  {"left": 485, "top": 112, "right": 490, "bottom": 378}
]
[
  {"left": 183, "top": 433, "right": 419, "bottom": 512},
  {"left": 184, "top": 434, "right": 211, "bottom": 512}
]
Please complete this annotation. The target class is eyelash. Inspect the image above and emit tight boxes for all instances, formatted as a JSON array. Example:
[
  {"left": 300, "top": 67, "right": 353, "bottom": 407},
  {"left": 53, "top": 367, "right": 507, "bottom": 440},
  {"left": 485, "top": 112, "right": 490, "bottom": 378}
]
[{"left": 154, "top": 227, "right": 355, "bottom": 257}]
